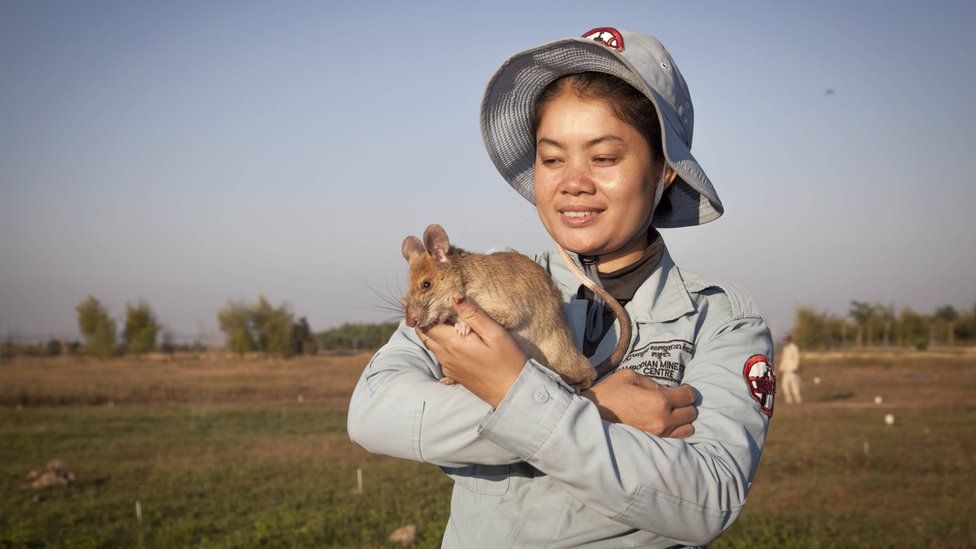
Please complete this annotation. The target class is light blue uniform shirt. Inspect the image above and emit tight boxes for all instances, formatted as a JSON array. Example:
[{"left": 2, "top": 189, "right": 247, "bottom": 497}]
[{"left": 347, "top": 245, "right": 774, "bottom": 547}]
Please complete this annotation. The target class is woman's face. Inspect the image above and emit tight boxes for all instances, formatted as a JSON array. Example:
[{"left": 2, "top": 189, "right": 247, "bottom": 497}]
[{"left": 534, "top": 88, "right": 665, "bottom": 272}]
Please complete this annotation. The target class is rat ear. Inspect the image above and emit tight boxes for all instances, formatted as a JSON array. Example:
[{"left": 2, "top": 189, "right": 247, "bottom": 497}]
[
  {"left": 423, "top": 224, "right": 451, "bottom": 263},
  {"left": 402, "top": 236, "right": 425, "bottom": 261}
]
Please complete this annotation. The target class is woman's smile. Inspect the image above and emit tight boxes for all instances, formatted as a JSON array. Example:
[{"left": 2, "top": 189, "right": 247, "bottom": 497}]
[{"left": 558, "top": 205, "right": 604, "bottom": 226}]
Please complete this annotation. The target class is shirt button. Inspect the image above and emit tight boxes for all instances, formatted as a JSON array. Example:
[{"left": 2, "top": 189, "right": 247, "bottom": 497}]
[{"left": 534, "top": 389, "right": 550, "bottom": 403}]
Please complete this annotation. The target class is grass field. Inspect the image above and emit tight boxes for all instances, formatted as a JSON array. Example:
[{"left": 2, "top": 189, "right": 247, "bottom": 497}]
[{"left": 2, "top": 350, "right": 974, "bottom": 547}]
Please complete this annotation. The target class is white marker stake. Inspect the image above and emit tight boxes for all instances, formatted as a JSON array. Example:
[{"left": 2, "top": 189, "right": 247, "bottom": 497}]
[
  {"left": 884, "top": 414, "right": 895, "bottom": 426},
  {"left": 813, "top": 377, "right": 821, "bottom": 385},
  {"left": 874, "top": 396, "right": 883, "bottom": 405},
  {"left": 135, "top": 500, "right": 142, "bottom": 525},
  {"left": 357, "top": 467, "right": 363, "bottom": 495},
  {"left": 862, "top": 440, "right": 870, "bottom": 456}
]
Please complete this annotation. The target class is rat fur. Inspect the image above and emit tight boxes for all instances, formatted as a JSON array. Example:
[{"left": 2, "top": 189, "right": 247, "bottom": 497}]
[{"left": 401, "top": 224, "right": 632, "bottom": 389}]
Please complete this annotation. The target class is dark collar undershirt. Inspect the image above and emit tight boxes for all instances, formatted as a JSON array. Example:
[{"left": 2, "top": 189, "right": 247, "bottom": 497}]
[{"left": 577, "top": 228, "right": 665, "bottom": 358}]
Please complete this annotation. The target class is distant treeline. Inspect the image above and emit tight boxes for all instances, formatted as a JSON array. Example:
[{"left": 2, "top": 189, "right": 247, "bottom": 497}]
[
  {"left": 0, "top": 295, "right": 401, "bottom": 361},
  {"left": 6, "top": 295, "right": 974, "bottom": 361},
  {"left": 792, "top": 301, "right": 976, "bottom": 350},
  {"left": 316, "top": 322, "right": 400, "bottom": 351}
]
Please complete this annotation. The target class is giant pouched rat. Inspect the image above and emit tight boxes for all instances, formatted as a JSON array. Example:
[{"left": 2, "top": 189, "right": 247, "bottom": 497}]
[{"left": 401, "top": 224, "right": 632, "bottom": 389}]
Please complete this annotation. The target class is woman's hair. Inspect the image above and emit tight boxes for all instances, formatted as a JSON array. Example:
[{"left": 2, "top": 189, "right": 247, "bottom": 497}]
[{"left": 530, "top": 72, "right": 665, "bottom": 171}]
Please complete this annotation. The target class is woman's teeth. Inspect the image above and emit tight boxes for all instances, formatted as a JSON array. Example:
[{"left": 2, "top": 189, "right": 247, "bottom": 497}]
[{"left": 563, "top": 211, "right": 596, "bottom": 218}]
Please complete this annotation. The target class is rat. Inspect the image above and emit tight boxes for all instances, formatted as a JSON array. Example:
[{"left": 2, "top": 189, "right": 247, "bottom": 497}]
[{"left": 401, "top": 224, "right": 632, "bottom": 390}]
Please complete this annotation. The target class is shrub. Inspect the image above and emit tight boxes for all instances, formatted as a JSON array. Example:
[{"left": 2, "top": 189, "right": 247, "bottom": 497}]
[
  {"left": 76, "top": 296, "right": 117, "bottom": 359},
  {"left": 123, "top": 300, "right": 160, "bottom": 354}
]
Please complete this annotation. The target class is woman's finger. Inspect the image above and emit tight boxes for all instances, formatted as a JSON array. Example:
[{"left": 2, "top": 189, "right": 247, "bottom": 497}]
[
  {"left": 451, "top": 296, "right": 505, "bottom": 341},
  {"left": 666, "top": 384, "right": 697, "bottom": 408},
  {"left": 670, "top": 404, "right": 699, "bottom": 428},
  {"left": 414, "top": 327, "right": 441, "bottom": 351},
  {"left": 667, "top": 423, "right": 695, "bottom": 439}
]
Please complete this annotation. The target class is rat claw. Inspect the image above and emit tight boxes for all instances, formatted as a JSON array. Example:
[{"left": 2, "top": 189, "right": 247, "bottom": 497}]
[{"left": 455, "top": 320, "right": 471, "bottom": 338}]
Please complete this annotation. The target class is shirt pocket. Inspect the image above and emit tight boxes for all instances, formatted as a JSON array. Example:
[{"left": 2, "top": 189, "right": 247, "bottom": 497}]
[
  {"left": 441, "top": 463, "right": 511, "bottom": 496},
  {"left": 618, "top": 331, "right": 695, "bottom": 387}
]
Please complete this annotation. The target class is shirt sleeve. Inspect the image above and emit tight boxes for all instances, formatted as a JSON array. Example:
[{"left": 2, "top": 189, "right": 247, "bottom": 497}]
[
  {"left": 346, "top": 322, "right": 522, "bottom": 468},
  {"left": 477, "top": 315, "right": 773, "bottom": 546}
]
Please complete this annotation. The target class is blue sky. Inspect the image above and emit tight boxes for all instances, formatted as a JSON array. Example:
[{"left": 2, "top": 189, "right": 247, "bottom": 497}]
[{"left": 2, "top": 0, "right": 975, "bottom": 342}]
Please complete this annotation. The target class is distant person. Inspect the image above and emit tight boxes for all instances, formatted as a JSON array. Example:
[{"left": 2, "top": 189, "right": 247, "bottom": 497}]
[{"left": 779, "top": 334, "right": 802, "bottom": 404}]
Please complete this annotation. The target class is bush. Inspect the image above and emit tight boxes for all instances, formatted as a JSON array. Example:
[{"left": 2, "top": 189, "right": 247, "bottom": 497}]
[
  {"left": 123, "top": 301, "right": 160, "bottom": 354},
  {"left": 250, "top": 296, "right": 295, "bottom": 358},
  {"left": 45, "top": 339, "right": 62, "bottom": 356},
  {"left": 292, "top": 317, "right": 318, "bottom": 355},
  {"left": 316, "top": 322, "right": 400, "bottom": 351},
  {"left": 76, "top": 296, "right": 117, "bottom": 359},
  {"left": 217, "top": 296, "right": 296, "bottom": 357}
]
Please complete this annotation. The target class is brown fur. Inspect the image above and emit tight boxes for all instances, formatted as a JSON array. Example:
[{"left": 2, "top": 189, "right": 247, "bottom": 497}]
[{"left": 402, "top": 224, "right": 598, "bottom": 388}]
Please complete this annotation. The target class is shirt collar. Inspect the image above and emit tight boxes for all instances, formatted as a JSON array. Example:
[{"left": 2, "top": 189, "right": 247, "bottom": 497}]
[{"left": 546, "top": 243, "right": 695, "bottom": 325}]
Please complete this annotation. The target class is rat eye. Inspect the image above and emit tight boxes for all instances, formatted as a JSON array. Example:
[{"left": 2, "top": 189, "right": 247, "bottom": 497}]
[{"left": 421, "top": 280, "right": 432, "bottom": 291}]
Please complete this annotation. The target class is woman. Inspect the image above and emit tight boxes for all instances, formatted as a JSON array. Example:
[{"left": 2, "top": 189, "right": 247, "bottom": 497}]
[{"left": 348, "top": 27, "right": 774, "bottom": 547}]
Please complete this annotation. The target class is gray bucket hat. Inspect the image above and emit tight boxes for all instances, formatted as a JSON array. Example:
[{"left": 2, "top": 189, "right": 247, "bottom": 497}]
[{"left": 480, "top": 27, "right": 723, "bottom": 228}]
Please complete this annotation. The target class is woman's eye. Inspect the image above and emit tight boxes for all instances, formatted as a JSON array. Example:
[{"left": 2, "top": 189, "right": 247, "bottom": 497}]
[
  {"left": 594, "top": 156, "right": 617, "bottom": 165},
  {"left": 421, "top": 280, "right": 432, "bottom": 291},
  {"left": 540, "top": 158, "right": 563, "bottom": 166}
]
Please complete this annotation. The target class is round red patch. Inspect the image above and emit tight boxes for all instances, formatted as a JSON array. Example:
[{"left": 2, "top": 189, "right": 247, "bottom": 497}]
[
  {"left": 743, "top": 354, "right": 775, "bottom": 416},
  {"left": 581, "top": 27, "right": 625, "bottom": 52}
]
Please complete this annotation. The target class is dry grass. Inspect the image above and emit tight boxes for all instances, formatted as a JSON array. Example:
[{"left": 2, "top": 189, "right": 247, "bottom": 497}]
[
  {"left": 0, "top": 353, "right": 371, "bottom": 407},
  {"left": 1, "top": 350, "right": 974, "bottom": 547}
]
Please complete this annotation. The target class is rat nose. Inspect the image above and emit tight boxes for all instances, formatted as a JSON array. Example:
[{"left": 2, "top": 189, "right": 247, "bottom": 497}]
[{"left": 402, "top": 298, "right": 417, "bottom": 327}]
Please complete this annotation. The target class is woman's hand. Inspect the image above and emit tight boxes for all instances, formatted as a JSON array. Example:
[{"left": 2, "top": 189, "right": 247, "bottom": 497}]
[
  {"left": 416, "top": 296, "right": 526, "bottom": 408},
  {"left": 582, "top": 369, "right": 698, "bottom": 438}
]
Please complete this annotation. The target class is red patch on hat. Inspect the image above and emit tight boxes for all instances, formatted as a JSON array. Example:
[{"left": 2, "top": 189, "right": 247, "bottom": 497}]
[
  {"left": 582, "top": 27, "right": 624, "bottom": 52},
  {"left": 743, "top": 354, "right": 775, "bottom": 416}
]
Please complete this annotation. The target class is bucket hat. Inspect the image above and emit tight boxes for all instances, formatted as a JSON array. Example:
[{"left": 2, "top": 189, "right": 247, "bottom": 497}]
[{"left": 480, "top": 27, "right": 723, "bottom": 228}]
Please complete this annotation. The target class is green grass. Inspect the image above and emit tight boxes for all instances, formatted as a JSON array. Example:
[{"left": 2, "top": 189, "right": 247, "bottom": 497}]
[
  {"left": 0, "top": 404, "right": 451, "bottom": 547},
  {"left": 1, "top": 352, "right": 974, "bottom": 547}
]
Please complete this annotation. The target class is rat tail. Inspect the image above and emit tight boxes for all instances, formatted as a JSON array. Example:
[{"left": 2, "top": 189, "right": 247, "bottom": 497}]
[{"left": 556, "top": 246, "right": 632, "bottom": 378}]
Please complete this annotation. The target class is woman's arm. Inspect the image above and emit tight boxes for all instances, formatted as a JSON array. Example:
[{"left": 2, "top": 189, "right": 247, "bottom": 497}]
[
  {"left": 425, "top": 296, "right": 772, "bottom": 546},
  {"left": 345, "top": 322, "right": 522, "bottom": 468}
]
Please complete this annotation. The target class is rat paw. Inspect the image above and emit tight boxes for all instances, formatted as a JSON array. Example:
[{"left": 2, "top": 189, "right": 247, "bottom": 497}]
[
  {"left": 439, "top": 376, "right": 457, "bottom": 385},
  {"left": 455, "top": 320, "right": 471, "bottom": 338}
]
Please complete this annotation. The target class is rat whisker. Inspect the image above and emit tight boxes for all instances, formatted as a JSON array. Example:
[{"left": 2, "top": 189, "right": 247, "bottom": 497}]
[
  {"left": 356, "top": 277, "right": 407, "bottom": 313},
  {"left": 353, "top": 301, "right": 405, "bottom": 316}
]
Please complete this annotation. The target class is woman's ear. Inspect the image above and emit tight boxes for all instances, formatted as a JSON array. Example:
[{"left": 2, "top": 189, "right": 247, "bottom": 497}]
[{"left": 663, "top": 167, "right": 679, "bottom": 189}]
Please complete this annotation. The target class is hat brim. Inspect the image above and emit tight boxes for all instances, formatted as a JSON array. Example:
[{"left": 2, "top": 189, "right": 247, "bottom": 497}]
[{"left": 480, "top": 37, "right": 722, "bottom": 228}]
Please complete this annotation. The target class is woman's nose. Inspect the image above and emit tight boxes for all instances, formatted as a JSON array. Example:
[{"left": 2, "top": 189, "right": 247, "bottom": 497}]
[{"left": 559, "top": 161, "right": 596, "bottom": 195}]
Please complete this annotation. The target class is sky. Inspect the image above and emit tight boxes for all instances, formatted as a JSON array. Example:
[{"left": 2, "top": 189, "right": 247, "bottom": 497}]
[{"left": 2, "top": 0, "right": 975, "bottom": 343}]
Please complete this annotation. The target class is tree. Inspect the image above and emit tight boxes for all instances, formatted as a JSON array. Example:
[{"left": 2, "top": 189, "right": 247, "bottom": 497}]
[
  {"left": 875, "top": 303, "right": 896, "bottom": 347},
  {"left": 218, "top": 300, "right": 256, "bottom": 356},
  {"left": 792, "top": 307, "right": 828, "bottom": 348},
  {"left": 897, "top": 307, "right": 928, "bottom": 350},
  {"left": 933, "top": 305, "right": 959, "bottom": 346},
  {"left": 46, "top": 339, "right": 62, "bottom": 356},
  {"left": 849, "top": 301, "right": 873, "bottom": 346},
  {"left": 76, "top": 296, "right": 117, "bottom": 359},
  {"left": 954, "top": 304, "right": 975, "bottom": 344},
  {"left": 292, "top": 316, "right": 318, "bottom": 355},
  {"left": 160, "top": 329, "right": 176, "bottom": 355},
  {"left": 317, "top": 322, "right": 400, "bottom": 351},
  {"left": 250, "top": 296, "right": 295, "bottom": 358},
  {"left": 123, "top": 300, "right": 160, "bottom": 354}
]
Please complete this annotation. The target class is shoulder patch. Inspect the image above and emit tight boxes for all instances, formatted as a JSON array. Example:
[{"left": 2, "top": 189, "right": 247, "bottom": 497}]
[
  {"left": 744, "top": 354, "right": 775, "bottom": 416},
  {"left": 682, "top": 271, "right": 761, "bottom": 320}
]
